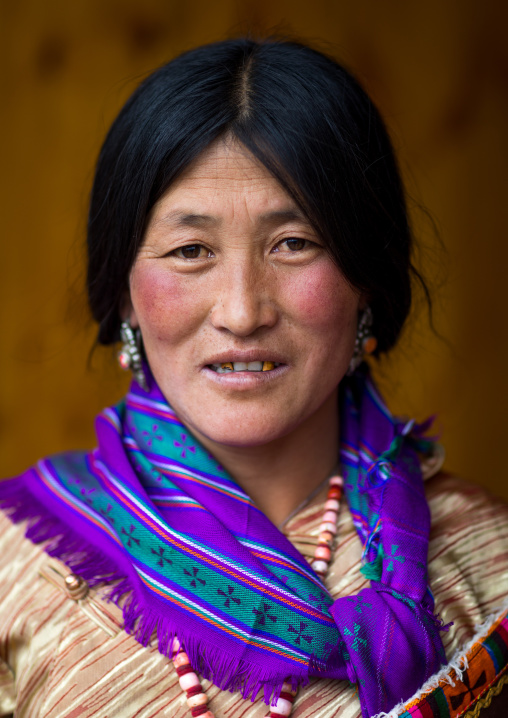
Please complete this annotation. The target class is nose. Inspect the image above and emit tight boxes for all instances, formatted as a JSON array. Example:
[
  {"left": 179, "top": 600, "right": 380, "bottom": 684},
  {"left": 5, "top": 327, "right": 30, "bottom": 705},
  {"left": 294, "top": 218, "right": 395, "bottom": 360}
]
[{"left": 209, "top": 261, "right": 278, "bottom": 337}]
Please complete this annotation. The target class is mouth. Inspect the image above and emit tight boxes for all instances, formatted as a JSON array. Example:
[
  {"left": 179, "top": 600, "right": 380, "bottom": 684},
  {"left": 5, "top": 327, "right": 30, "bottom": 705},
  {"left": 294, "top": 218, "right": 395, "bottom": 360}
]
[{"left": 208, "top": 361, "right": 282, "bottom": 374}]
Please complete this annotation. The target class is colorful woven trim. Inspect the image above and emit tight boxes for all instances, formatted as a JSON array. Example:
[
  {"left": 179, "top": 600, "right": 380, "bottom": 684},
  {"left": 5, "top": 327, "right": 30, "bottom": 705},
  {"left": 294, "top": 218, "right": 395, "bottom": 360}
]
[
  {"left": 462, "top": 672, "right": 508, "bottom": 718},
  {"left": 395, "top": 608, "right": 508, "bottom": 718}
]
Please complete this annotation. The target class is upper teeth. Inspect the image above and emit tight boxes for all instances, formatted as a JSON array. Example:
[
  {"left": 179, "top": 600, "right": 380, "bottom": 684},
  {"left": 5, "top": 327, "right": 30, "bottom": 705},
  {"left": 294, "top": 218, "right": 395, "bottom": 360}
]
[{"left": 211, "top": 361, "right": 278, "bottom": 373}]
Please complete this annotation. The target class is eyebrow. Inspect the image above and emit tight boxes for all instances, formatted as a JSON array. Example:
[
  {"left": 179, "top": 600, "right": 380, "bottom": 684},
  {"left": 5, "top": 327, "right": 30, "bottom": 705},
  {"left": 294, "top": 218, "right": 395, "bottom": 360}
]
[
  {"left": 152, "top": 208, "right": 309, "bottom": 229},
  {"left": 258, "top": 209, "right": 308, "bottom": 224},
  {"left": 152, "top": 211, "right": 219, "bottom": 229}
]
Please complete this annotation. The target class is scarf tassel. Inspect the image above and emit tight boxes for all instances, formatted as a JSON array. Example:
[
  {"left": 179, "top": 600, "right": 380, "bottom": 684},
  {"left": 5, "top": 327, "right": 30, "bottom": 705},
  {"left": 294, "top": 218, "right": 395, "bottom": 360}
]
[{"left": 0, "top": 479, "right": 308, "bottom": 705}]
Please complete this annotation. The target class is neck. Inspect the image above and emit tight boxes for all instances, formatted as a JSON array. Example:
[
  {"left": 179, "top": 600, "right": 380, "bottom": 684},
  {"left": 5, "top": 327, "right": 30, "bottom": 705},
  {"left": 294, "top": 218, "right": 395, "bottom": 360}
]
[{"left": 191, "top": 391, "right": 340, "bottom": 527}]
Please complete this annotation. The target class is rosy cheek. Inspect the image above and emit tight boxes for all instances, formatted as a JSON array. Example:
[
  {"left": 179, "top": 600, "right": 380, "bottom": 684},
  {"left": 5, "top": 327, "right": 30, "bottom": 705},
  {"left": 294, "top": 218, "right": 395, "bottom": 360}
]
[
  {"left": 130, "top": 264, "right": 202, "bottom": 341},
  {"left": 281, "top": 261, "right": 358, "bottom": 329}
]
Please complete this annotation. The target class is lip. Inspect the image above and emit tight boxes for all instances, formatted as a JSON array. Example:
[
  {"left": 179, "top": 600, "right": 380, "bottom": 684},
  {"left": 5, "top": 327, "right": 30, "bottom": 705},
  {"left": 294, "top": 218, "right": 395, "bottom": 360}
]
[
  {"left": 202, "top": 362, "right": 289, "bottom": 388},
  {"left": 201, "top": 350, "right": 288, "bottom": 367}
]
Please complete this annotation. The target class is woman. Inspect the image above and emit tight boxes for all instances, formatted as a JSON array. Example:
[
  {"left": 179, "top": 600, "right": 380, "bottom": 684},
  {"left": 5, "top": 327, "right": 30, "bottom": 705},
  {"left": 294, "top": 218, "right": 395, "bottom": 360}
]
[{"left": 0, "top": 38, "right": 507, "bottom": 718}]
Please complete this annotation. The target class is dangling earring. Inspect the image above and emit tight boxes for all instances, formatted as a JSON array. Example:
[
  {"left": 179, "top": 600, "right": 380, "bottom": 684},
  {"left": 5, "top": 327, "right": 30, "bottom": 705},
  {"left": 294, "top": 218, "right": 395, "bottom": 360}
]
[
  {"left": 117, "top": 320, "right": 149, "bottom": 391},
  {"left": 347, "top": 307, "right": 377, "bottom": 375}
]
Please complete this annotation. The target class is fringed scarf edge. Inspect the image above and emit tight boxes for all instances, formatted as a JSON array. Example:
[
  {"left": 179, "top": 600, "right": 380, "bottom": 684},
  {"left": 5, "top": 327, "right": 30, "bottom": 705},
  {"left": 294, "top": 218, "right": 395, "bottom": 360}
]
[{"left": 0, "top": 477, "right": 308, "bottom": 705}]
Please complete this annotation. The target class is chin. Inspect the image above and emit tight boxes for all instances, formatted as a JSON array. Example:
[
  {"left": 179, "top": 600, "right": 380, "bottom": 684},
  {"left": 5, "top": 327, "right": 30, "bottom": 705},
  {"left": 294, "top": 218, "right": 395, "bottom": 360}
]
[
  {"left": 203, "top": 429, "right": 284, "bottom": 449},
  {"left": 185, "top": 409, "right": 299, "bottom": 449}
]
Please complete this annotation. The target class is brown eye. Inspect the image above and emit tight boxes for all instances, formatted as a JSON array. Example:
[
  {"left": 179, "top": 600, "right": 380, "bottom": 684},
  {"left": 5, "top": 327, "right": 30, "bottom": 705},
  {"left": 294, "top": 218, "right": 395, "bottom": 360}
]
[
  {"left": 177, "top": 245, "right": 203, "bottom": 259},
  {"left": 285, "top": 238, "right": 307, "bottom": 251}
]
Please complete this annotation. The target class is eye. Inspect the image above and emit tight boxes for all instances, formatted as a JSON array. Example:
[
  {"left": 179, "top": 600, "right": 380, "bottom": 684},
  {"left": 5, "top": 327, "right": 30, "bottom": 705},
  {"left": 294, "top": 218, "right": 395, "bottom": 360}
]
[
  {"left": 284, "top": 238, "right": 307, "bottom": 252},
  {"left": 172, "top": 244, "right": 210, "bottom": 259},
  {"left": 274, "top": 237, "right": 312, "bottom": 253}
]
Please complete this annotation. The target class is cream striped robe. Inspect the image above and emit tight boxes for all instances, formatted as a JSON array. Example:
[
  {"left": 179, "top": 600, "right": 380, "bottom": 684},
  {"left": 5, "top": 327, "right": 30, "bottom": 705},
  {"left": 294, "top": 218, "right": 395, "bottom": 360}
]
[{"left": 0, "top": 474, "right": 507, "bottom": 717}]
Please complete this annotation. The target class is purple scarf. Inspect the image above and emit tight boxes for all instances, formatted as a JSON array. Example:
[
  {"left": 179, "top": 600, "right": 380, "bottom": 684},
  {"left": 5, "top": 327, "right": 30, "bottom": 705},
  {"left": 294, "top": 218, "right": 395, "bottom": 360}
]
[{"left": 0, "top": 368, "right": 447, "bottom": 716}]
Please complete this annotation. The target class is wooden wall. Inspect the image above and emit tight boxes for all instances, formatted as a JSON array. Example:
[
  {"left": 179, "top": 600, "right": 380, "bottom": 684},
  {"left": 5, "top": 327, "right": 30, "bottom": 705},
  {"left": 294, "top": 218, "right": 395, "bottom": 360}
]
[{"left": 2, "top": 0, "right": 507, "bottom": 499}]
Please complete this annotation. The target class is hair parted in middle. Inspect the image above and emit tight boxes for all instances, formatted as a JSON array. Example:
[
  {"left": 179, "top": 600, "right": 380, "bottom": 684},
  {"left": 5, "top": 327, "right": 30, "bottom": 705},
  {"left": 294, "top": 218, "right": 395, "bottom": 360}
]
[{"left": 87, "top": 37, "right": 426, "bottom": 354}]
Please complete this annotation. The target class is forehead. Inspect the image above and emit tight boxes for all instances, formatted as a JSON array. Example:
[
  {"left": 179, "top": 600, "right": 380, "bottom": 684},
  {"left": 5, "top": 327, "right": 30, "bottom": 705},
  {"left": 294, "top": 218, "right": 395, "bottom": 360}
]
[{"left": 150, "top": 138, "right": 304, "bottom": 221}]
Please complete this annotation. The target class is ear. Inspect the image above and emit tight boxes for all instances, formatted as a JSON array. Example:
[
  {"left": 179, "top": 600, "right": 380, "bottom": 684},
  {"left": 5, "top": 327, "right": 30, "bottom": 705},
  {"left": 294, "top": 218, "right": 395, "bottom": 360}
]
[
  {"left": 119, "top": 291, "right": 139, "bottom": 329},
  {"left": 358, "top": 292, "right": 369, "bottom": 312}
]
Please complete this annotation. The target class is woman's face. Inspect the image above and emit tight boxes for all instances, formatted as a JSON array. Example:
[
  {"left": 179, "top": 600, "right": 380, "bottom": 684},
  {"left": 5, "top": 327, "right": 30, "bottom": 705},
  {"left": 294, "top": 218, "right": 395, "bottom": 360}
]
[{"left": 127, "top": 138, "right": 362, "bottom": 448}]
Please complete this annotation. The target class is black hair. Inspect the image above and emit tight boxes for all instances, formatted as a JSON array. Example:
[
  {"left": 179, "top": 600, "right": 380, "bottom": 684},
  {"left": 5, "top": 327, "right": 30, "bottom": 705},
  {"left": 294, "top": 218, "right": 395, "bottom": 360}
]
[{"left": 87, "top": 37, "right": 425, "bottom": 354}]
